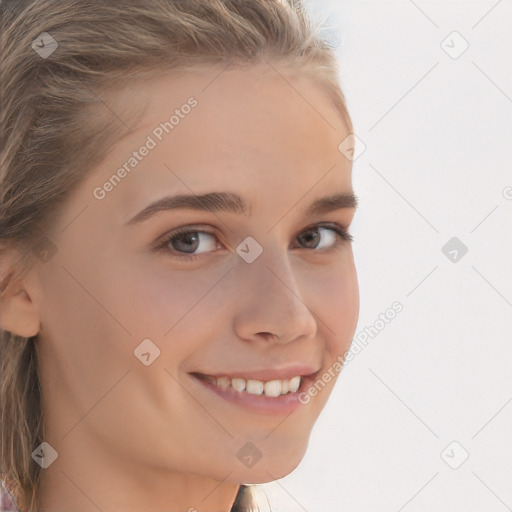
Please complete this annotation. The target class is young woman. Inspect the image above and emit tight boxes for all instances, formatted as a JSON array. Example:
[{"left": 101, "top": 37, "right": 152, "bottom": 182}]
[{"left": 0, "top": 0, "right": 359, "bottom": 510}]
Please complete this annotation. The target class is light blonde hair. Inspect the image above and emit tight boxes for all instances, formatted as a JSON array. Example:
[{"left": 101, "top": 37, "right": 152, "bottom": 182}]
[{"left": 0, "top": 0, "right": 352, "bottom": 509}]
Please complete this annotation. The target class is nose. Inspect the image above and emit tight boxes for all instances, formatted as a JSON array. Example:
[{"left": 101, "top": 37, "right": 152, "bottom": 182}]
[{"left": 232, "top": 248, "right": 318, "bottom": 346}]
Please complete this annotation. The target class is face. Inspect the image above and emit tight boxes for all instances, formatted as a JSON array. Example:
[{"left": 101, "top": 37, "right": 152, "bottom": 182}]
[{"left": 31, "top": 63, "right": 359, "bottom": 485}]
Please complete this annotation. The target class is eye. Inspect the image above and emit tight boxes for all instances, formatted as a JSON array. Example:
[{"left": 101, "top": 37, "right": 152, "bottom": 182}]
[
  {"left": 297, "top": 224, "right": 353, "bottom": 250},
  {"left": 154, "top": 226, "right": 219, "bottom": 260},
  {"left": 153, "top": 223, "right": 353, "bottom": 262}
]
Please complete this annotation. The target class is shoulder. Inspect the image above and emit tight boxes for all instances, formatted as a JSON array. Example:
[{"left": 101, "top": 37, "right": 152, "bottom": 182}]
[{"left": 0, "top": 477, "right": 22, "bottom": 512}]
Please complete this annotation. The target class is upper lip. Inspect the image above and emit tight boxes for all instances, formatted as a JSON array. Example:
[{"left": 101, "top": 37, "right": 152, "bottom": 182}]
[{"left": 191, "top": 364, "right": 321, "bottom": 382}]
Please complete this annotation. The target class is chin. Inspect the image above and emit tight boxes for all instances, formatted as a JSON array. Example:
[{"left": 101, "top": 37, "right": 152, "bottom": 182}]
[{"left": 233, "top": 443, "right": 307, "bottom": 484}]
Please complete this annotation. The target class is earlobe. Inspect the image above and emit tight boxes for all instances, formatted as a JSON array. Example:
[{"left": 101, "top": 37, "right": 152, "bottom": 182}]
[{"left": 0, "top": 286, "right": 41, "bottom": 339}]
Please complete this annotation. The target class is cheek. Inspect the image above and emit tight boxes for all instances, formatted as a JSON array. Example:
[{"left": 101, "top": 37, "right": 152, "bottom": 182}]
[
  {"left": 310, "top": 255, "right": 359, "bottom": 357},
  {"left": 106, "top": 259, "right": 228, "bottom": 342}
]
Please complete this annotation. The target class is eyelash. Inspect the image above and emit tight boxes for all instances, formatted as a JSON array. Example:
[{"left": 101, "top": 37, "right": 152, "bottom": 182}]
[{"left": 153, "top": 222, "right": 354, "bottom": 262}]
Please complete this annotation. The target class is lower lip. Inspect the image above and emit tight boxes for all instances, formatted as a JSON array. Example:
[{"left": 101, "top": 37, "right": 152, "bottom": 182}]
[{"left": 191, "top": 374, "right": 317, "bottom": 416}]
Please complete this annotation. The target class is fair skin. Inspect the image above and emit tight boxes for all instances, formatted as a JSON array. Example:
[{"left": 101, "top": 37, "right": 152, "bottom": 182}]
[{"left": 0, "top": 63, "right": 359, "bottom": 511}]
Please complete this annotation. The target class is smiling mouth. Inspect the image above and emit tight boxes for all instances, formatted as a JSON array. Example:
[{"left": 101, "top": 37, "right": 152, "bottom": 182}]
[
  {"left": 190, "top": 366, "right": 322, "bottom": 395},
  {"left": 192, "top": 373, "right": 303, "bottom": 397},
  {"left": 189, "top": 369, "right": 321, "bottom": 415}
]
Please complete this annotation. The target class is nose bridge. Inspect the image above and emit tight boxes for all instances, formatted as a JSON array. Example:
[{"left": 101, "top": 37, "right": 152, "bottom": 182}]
[{"left": 232, "top": 244, "right": 317, "bottom": 344}]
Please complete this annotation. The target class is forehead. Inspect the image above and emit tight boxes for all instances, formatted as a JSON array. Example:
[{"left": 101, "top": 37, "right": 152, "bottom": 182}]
[{"left": 83, "top": 63, "right": 353, "bottom": 220}]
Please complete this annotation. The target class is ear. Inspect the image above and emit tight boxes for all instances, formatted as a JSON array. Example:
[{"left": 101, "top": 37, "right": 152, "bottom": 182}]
[{"left": 0, "top": 251, "right": 41, "bottom": 338}]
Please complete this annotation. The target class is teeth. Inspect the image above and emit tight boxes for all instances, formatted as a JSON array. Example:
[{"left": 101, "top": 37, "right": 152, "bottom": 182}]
[
  {"left": 216, "top": 376, "right": 230, "bottom": 391},
  {"left": 231, "top": 377, "right": 246, "bottom": 393},
  {"left": 246, "top": 379, "right": 264, "bottom": 395},
  {"left": 264, "top": 380, "right": 282, "bottom": 397},
  {"left": 209, "top": 375, "right": 302, "bottom": 397},
  {"left": 288, "top": 376, "right": 301, "bottom": 393}
]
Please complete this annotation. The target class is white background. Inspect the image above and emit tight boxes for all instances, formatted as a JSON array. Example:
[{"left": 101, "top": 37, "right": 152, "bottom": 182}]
[{"left": 263, "top": 1, "right": 512, "bottom": 510}]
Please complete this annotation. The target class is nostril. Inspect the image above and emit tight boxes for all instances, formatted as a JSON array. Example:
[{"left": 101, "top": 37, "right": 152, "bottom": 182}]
[{"left": 257, "top": 332, "right": 280, "bottom": 341}]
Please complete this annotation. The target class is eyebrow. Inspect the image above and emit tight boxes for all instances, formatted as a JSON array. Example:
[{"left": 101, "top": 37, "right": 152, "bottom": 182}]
[{"left": 125, "top": 191, "right": 358, "bottom": 225}]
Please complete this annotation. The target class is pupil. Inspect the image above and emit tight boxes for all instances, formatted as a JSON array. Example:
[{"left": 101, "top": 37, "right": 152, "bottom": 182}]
[
  {"left": 173, "top": 232, "right": 199, "bottom": 253},
  {"left": 301, "top": 229, "right": 319, "bottom": 248}
]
